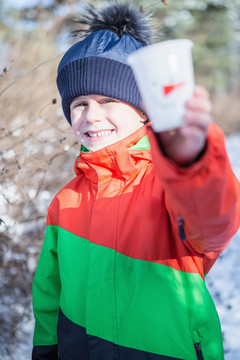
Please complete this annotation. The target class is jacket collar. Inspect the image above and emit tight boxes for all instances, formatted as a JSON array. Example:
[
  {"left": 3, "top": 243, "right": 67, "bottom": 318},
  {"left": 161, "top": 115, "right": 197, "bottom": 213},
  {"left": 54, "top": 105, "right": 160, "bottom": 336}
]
[{"left": 74, "top": 125, "right": 152, "bottom": 185}]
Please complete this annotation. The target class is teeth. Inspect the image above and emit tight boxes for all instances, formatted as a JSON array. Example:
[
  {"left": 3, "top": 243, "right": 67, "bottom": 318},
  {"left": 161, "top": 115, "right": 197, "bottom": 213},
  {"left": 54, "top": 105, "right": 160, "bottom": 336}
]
[{"left": 88, "top": 130, "right": 112, "bottom": 137}]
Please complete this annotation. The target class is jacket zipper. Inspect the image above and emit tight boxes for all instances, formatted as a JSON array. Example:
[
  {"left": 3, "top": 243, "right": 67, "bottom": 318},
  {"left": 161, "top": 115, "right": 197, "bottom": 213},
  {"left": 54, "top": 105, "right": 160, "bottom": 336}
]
[
  {"left": 194, "top": 342, "right": 204, "bottom": 360},
  {"left": 177, "top": 216, "right": 186, "bottom": 240}
]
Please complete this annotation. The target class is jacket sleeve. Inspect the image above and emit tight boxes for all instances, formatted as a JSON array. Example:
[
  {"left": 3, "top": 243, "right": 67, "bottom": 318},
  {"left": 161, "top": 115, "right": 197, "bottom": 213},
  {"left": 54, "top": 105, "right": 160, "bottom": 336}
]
[
  {"left": 32, "top": 209, "right": 60, "bottom": 360},
  {"left": 147, "top": 122, "right": 240, "bottom": 273}
]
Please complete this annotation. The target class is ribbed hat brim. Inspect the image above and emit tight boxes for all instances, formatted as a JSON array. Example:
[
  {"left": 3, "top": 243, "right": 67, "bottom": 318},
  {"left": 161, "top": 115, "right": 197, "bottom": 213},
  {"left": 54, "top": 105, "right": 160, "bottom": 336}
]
[{"left": 57, "top": 57, "right": 144, "bottom": 124}]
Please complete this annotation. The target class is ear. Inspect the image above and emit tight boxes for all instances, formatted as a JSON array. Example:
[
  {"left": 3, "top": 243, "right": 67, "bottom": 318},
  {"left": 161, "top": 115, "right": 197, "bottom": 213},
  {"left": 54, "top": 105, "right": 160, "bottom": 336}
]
[
  {"left": 133, "top": 106, "right": 148, "bottom": 123},
  {"left": 140, "top": 112, "right": 148, "bottom": 123}
]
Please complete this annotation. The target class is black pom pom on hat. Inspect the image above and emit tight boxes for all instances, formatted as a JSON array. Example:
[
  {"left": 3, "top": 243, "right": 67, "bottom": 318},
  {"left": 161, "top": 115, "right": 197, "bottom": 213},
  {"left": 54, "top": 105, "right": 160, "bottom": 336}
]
[{"left": 72, "top": 2, "right": 154, "bottom": 45}]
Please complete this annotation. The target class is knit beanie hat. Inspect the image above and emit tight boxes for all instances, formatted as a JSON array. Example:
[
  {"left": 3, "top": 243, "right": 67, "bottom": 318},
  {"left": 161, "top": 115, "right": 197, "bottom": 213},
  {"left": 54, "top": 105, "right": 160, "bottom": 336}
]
[{"left": 56, "top": 2, "right": 153, "bottom": 125}]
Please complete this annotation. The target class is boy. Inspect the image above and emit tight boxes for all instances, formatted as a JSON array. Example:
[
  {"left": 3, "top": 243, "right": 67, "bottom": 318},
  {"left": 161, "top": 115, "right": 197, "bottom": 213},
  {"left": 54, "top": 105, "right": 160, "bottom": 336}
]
[{"left": 32, "top": 3, "right": 240, "bottom": 360}]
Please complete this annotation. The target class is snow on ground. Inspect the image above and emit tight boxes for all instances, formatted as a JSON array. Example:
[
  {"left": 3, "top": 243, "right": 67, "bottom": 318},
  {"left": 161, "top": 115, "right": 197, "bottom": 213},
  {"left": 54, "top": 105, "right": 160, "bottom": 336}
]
[
  {"left": 0, "top": 132, "right": 239, "bottom": 359},
  {"left": 206, "top": 132, "right": 240, "bottom": 359},
  {"left": 207, "top": 229, "right": 240, "bottom": 359}
]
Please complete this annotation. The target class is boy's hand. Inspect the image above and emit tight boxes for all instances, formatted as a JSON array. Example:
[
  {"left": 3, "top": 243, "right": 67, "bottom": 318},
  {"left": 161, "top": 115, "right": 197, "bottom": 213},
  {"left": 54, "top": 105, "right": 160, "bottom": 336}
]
[{"left": 156, "top": 85, "right": 212, "bottom": 166}]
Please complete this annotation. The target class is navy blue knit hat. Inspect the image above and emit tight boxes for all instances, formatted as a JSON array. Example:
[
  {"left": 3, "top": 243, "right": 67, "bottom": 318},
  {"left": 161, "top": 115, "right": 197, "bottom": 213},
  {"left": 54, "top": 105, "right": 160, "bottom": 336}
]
[{"left": 57, "top": 3, "right": 153, "bottom": 124}]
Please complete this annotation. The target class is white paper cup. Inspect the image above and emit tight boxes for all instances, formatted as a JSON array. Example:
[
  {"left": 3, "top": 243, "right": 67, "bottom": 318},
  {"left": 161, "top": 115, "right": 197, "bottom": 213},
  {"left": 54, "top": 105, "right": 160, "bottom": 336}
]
[{"left": 128, "top": 39, "right": 194, "bottom": 132}]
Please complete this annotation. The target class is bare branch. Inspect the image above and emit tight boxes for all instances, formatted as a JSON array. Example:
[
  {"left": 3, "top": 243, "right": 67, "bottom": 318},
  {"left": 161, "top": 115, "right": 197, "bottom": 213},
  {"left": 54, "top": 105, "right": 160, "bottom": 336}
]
[
  {"left": 0, "top": 53, "right": 64, "bottom": 97},
  {"left": 141, "top": 0, "right": 167, "bottom": 12}
]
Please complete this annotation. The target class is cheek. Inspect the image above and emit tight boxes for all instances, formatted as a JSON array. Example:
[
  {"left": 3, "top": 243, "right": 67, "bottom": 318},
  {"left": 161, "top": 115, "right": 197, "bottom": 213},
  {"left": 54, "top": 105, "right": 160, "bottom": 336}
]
[
  {"left": 72, "top": 126, "right": 84, "bottom": 143},
  {"left": 126, "top": 115, "right": 143, "bottom": 131},
  {"left": 71, "top": 111, "right": 82, "bottom": 129},
  {"left": 71, "top": 119, "right": 83, "bottom": 140}
]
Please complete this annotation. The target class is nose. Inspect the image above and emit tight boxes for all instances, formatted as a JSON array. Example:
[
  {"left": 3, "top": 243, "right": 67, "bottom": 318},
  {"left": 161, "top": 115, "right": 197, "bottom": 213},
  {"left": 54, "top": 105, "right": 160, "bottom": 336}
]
[{"left": 85, "top": 101, "right": 105, "bottom": 123}]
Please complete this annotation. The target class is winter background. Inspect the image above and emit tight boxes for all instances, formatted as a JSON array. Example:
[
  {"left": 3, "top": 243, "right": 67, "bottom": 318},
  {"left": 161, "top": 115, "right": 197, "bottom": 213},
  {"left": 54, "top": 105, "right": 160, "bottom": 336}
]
[{"left": 0, "top": 0, "right": 240, "bottom": 359}]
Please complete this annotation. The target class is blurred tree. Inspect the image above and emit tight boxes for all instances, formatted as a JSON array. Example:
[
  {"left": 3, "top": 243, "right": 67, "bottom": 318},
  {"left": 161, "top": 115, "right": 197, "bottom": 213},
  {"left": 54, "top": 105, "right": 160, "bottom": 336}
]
[
  {"left": 2, "top": 0, "right": 239, "bottom": 95},
  {"left": 148, "top": 0, "right": 240, "bottom": 93}
]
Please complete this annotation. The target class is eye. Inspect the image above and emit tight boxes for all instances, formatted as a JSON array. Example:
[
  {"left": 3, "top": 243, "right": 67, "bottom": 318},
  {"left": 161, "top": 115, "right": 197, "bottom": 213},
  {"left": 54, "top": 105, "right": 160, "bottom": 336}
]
[
  {"left": 75, "top": 102, "right": 87, "bottom": 108},
  {"left": 71, "top": 101, "right": 88, "bottom": 109},
  {"left": 100, "top": 97, "right": 117, "bottom": 104}
]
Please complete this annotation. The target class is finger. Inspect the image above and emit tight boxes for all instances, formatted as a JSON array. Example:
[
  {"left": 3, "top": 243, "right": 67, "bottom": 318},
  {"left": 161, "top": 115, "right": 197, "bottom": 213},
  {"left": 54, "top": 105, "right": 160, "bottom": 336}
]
[
  {"left": 193, "top": 85, "right": 210, "bottom": 99},
  {"left": 185, "top": 97, "right": 212, "bottom": 114},
  {"left": 184, "top": 110, "right": 212, "bottom": 131}
]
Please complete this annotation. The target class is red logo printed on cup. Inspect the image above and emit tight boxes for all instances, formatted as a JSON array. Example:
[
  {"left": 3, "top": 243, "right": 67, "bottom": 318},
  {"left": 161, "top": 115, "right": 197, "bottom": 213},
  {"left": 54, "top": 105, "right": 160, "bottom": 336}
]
[{"left": 163, "top": 82, "right": 185, "bottom": 96}]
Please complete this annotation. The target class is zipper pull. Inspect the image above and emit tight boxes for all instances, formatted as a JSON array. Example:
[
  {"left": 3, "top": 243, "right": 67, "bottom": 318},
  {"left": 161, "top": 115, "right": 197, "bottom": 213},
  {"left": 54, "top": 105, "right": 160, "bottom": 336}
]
[
  {"left": 177, "top": 216, "right": 186, "bottom": 240},
  {"left": 194, "top": 342, "right": 204, "bottom": 360}
]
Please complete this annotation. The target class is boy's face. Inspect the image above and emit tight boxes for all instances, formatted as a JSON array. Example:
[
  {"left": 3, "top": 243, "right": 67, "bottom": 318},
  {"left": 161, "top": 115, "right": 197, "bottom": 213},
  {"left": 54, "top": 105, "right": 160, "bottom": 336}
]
[{"left": 70, "top": 95, "right": 147, "bottom": 152}]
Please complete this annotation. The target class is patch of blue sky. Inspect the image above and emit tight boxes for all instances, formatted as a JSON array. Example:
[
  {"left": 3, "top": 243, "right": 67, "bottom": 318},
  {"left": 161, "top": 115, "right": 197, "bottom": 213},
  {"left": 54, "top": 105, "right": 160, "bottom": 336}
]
[{"left": 4, "top": 0, "right": 53, "bottom": 9}]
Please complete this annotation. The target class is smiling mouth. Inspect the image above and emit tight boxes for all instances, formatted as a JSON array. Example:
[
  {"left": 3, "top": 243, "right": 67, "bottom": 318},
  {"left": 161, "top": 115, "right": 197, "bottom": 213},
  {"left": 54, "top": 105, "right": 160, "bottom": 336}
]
[{"left": 86, "top": 130, "right": 113, "bottom": 138}]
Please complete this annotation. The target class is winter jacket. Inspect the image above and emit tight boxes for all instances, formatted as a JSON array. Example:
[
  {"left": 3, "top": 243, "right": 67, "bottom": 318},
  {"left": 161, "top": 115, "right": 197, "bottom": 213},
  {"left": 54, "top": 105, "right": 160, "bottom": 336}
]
[{"left": 32, "top": 123, "right": 240, "bottom": 360}]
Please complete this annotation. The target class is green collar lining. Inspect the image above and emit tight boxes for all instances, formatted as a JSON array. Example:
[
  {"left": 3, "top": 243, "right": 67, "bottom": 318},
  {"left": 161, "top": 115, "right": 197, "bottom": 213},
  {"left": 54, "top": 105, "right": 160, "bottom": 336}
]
[{"left": 80, "top": 135, "right": 150, "bottom": 153}]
